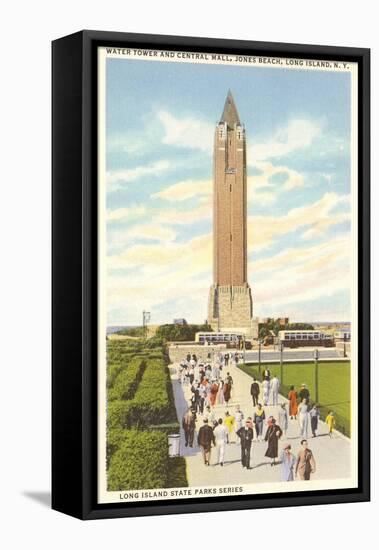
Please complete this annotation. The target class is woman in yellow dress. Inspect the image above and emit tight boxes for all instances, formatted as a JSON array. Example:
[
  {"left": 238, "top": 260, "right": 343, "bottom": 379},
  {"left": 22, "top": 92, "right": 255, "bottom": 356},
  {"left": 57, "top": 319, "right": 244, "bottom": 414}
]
[
  {"left": 325, "top": 411, "right": 336, "bottom": 437},
  {"left": 224, "top": 411, "right": 235, "bottom": 443}
]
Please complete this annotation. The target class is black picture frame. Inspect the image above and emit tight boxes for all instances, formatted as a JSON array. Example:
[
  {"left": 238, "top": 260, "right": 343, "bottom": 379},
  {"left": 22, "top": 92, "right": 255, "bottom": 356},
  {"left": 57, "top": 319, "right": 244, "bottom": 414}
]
[{"left": 52, "top": 30, "right": 370, "bottom": 520}]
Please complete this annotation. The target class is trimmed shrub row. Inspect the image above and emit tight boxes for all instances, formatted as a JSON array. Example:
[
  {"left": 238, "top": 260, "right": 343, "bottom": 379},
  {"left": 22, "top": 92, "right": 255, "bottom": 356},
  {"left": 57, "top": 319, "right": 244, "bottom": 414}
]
[
  {"left": 131, "top": 358, "right": 177, "bottom": 427},
  {"left": 108, "top": 430, "right": 169, "bottom": 491},
  {"left": 108, "top": 357, "right": 146, "bottom": 401},
  {"left": 107, "top": 357, "right": 177, "bottom": 429},
  {"left": 106, "top": 340, "right": 188, "bottom": 490}
]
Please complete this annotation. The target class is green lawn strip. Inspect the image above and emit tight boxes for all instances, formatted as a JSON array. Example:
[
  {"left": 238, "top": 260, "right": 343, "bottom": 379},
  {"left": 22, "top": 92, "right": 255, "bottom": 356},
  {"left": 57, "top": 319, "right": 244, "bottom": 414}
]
[
  {"left": 238, "top": 361, "right": 351, "bottom": 437},
  {"left": 167, "top": 457, "right": 188, "bottom": 488}
]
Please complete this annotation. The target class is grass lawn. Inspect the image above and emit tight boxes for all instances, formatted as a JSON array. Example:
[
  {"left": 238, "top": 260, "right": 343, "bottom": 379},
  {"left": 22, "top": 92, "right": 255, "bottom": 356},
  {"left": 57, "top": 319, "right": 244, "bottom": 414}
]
[
  {"left": 238, "top": 361, "right": 351, "bottom": 437},
  {"left": 167, "top": 457, "right": 188, "bottom": 488}
]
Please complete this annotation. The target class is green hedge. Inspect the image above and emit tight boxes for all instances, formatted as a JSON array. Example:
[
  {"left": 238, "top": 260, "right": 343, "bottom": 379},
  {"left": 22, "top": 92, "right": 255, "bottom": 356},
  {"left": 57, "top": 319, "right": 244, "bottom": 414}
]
[
  {"left": 108, "top": 430, "right": 169, "bottom": 491},
  {"left": 149, "top": 422, "right": 180, "bottom": 435},
  {"left": 107, "top": 400, "right": 133, "bottom": 430},
  {"left": 129, "top": 358, "right": 177, "bottom": 427},
  {"left": 108, "top": 357, "right": 146, "bottom": 401},
  {"left": 106, "top": 340, "right": 188, "bottom": 490},
  {"left": 107, "top": 362, "right": 122, "bottom": 389},
  {"left": 107, "top": 358, "right": 177, "bottom": 429}
]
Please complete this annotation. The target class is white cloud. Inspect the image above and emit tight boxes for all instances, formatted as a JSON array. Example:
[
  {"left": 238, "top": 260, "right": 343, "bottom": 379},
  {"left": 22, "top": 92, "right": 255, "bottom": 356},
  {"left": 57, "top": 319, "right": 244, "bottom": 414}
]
[
  {"left": 107, "top": 232, "right": 212, "bottom": 323},
  {"left": 252, "top": 235, "right": 349, "bottom": 276},
  {"left": 109, "top": 232, "right": 211, "bottom": 271},
  {"left": 107, "top": 204, "right": 147, "bottom": 222},
  {"left": 108, "top": 222, "right": 177, "bottom": 252},
  {"left": 252, "top": 234, "right": 350, "bottom": 316},
  {"left": 151, "top": 178, "right": 211, "bottom": 202},
  {"left": 249, "top": 118, "right": 322, "bottom": 161},
  {"left": 157, "top": 110, "right": 213, "bottom": 152},
  {"left": 107, "top": 160, "right": 171, "bottom": 191},
  {"left": 247, "top": 162, "right": 304, "bottom": 204},
  {"left": 125, "top": 223, "right": 177, "bottom": 243},
  {"left": 105, "top": 113, "right": 349, "bottom": 324},
  {"left": 106, "top": 191, "right": 350, "bottom": 324},
  {"left": 249, "top": 192, "right": 349, "bottom": 252},
  {"left": 155, "top": 202, "right": 211, "bottom": 225},
  {"left": 152, "top": 173, "right": 279, "bottom": 208}
]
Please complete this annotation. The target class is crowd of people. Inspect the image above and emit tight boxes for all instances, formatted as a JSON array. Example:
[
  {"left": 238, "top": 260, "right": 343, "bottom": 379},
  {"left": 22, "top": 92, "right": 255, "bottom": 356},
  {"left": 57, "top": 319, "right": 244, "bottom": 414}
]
[{"left": 178, "top": 355, "right": 337, "bottom": 481}]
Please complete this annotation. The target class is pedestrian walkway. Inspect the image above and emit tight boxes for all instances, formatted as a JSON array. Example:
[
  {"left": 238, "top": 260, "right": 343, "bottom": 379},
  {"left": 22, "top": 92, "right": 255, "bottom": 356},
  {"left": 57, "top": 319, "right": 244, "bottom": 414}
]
[{"left": 170, "top": 362, "right": 351, "bottom": 487}]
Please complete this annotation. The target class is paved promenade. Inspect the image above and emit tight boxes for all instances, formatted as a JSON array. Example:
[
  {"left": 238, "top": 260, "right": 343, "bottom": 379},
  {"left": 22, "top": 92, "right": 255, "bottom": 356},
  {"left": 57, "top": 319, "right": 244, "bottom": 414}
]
[{"left": 171, "top": 362, "right": 351, "bottom": 487}]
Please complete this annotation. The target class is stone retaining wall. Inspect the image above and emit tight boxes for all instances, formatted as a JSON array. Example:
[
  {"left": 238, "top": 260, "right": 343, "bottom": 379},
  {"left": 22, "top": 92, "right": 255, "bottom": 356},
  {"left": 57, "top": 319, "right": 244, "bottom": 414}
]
[{"left": 168, "top": 343, "right": 227, "bottom": 364}]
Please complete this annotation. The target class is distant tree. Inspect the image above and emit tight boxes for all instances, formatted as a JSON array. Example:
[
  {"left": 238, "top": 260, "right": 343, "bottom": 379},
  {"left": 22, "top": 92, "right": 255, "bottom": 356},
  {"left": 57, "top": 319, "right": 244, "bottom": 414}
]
[
  {"left": 116, "top": 327, "right": 145, "bottom": 337},
  {"left": 285, "top": 322, "right": 315, "bottom": 331},
  {"left": 156, "top": 323, "right": 213, "bottom": 342},
  {"left": 258, "top": 320, "right": 315, "bottom": 338},
  {"left": 259, "top": 325, "right": 270, "bottom": 339}
]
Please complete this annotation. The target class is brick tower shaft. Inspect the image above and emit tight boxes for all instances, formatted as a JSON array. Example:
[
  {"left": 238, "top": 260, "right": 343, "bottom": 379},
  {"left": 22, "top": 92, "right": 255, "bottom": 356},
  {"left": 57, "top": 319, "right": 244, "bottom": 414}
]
[
  {"left": 207, "top": 91, "right": 257, "bottom": 340},
  {"left": 213, "top": 90, "right": 247, "bottom": 285}
]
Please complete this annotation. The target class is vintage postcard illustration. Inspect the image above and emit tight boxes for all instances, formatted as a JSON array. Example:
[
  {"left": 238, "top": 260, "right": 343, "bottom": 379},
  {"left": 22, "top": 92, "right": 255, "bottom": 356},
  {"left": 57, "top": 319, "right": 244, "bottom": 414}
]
[{"left": 97, "top": 46, "right": 358, "bottom": 504}]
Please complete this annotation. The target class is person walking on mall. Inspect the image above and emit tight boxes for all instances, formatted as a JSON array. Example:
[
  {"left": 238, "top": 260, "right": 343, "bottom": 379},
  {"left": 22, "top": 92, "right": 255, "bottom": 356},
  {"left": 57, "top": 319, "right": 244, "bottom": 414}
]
[
  {"left": 288, "top": 385, "right": 298, "bottom": 419},
  {"left": 309, "top": 403, "right": 320, "bottom": 437},
  {"left": 270, "top": 374, "right": 280, "bottom": 406},
  {"left": 264, "top": 418, "right": 283, "bottom": 466},
  {"left": 237, "top": 419, "right": 255, "bottom": 469},
  {"left": 295, "top": 439, "right": 316, "bottom": 480},
  {"left": 298, "top": 398, "right": 309, "bottom": 439},
  {"left": 182, "top": 408, "right": 196, "bottom": 448},
  {"left": 250, "top": 378, "right": 260, "bottom": 406},
  {"left": 278, "top": 403, "right": 289, "bottom": 438},
  {"left": 253, "top": 403, "right": 266, "bottom": 441},
  {"left": 280, "top": 443, "right": 296, "bottom": 481},
  {"left": 213, "top": 418, "right": 228, "bottom": 466}
]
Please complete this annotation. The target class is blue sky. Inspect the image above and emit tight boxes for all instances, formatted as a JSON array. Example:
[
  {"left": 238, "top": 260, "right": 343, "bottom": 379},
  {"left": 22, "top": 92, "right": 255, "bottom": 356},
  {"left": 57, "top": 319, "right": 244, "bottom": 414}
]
[{"left": 105, "top": 56, "right": 352, "bottom": 326}]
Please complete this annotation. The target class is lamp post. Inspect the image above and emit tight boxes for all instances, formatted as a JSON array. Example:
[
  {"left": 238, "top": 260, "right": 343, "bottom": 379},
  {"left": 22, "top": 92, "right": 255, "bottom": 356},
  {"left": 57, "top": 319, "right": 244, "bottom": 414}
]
[
  {"left": 258, "top": 338, "right": 262, "bottom": 377},
  {"left": 280, "top": 341, "right": 284, "bottom": 384},
  {"left": 142, "top": 310, "right": 151, "bottom": 339},
  {"left": 314, "top": 348, "right": 319, "bottom": 403}
]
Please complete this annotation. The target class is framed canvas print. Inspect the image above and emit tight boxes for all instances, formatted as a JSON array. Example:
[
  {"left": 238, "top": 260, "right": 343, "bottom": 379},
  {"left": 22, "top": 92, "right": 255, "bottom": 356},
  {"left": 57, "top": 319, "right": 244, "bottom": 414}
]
[{"left": 52, "top": 30, "right": 370, "bottom": 520}]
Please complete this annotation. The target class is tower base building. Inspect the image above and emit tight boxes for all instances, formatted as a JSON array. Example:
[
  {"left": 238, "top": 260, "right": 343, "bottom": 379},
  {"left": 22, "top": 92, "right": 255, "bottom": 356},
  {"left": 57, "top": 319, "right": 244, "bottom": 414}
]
[{"left": 208, "top": 284, "right": 258, "bottom": 339}]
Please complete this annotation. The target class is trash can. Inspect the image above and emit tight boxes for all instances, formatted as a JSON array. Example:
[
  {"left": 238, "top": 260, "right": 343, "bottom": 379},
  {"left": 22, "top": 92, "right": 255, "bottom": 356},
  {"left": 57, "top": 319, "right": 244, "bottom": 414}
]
[{"left": 168, "top": 434, "right": 180, "bottom": 457}]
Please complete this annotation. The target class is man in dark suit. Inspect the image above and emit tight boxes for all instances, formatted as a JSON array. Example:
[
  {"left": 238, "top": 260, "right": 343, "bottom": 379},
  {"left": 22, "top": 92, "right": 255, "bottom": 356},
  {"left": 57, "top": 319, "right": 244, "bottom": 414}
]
[
  {"left": 299, "top": 383, "right": 310, "bottom": 404},
  {"left": 250, "top": 378, "right": 260, "bottom": 406},
  {"left": 182, "top": 408, "right": 196, "bottom": 447},
  {"left": 197, "top": 419, "right": 215, "bottom": 465},
  {"left": 237, "top": 419, "right": 255, "bottom": 469}
]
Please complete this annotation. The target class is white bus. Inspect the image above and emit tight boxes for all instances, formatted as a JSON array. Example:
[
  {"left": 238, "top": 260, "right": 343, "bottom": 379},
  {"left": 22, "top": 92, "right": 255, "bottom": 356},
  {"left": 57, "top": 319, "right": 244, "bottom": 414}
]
[
  {"left": 278, "top": 330, "right": 334, "bottom": 348},
  {"left": 195, "top": 331, "right": 247, "bottom": 348}
]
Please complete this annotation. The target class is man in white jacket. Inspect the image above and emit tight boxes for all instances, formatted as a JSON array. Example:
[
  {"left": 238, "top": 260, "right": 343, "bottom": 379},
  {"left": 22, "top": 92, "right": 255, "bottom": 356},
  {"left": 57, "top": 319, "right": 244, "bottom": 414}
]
[
  {"left": 271, "top": 375, "right": 280, "bottom": 406},
  {"left": 213, "top": 418, "right": 228, "bottom": 466}
]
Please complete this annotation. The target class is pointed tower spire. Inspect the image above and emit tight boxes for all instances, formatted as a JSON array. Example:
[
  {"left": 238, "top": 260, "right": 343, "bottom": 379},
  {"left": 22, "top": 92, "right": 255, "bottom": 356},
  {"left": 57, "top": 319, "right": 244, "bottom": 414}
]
[{"left": 220, "top": 90, "right": 240, "bottom": 128}]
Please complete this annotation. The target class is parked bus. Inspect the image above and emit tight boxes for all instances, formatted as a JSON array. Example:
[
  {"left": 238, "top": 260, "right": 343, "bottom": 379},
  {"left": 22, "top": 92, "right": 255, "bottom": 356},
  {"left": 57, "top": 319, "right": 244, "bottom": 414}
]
[
  {"left": 278, "top": 330, "right": 334, "bottom": 348},
  {"left": 195, "top": 332, "right": 252, "bottom": 349}
]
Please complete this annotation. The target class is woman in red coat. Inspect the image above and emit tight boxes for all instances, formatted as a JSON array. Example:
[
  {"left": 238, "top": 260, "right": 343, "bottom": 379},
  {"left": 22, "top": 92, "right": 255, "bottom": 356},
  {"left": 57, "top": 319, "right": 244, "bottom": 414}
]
[
  {"left": 223, "top": 382, "right": 232, "bottom": 405},
  {"left": 209, "top": 381, "right": 219, "bottom": 407},
  {"left": 288, "top": 386, "right": 298, "bottom": 419}
]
